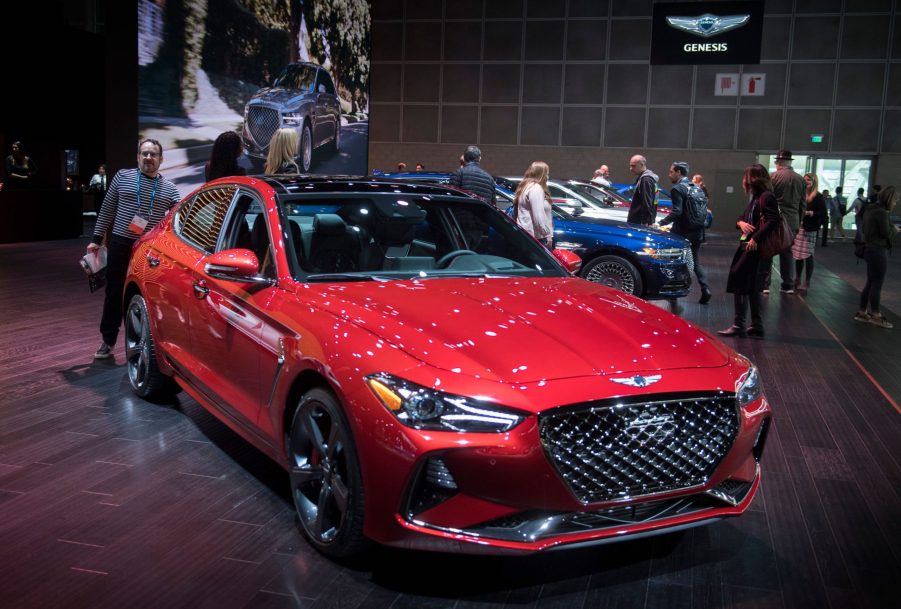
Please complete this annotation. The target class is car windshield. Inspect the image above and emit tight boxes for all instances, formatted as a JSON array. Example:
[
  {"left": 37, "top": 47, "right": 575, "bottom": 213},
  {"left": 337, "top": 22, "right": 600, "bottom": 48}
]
[
  {"left": 272, "top": 65, "right": 317, "bottom": 91},
  {"left": 569, "top": 182, "right": 630, "bottom": 207},
  {"left": 277, "top": 193, "right": 567, "bottom": 281}
]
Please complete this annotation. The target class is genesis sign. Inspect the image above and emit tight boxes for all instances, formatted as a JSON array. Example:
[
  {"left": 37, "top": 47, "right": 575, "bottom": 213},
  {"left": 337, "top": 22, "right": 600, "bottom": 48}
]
[{"left": 651, "top": 1, "right": 763, "bottom": 65}]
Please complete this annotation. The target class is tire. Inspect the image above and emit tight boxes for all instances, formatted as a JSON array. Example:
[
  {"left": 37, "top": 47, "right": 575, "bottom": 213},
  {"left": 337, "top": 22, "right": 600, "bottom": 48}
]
[
  {"left": 581, "top": 254, "right": 643, "bottom": 296},
  {"left": 328, "top": 120, "right": 340, "bottom": 154},
  {"left": 124, "top": 294, "right": 176, "bottom": 398},
  {"left": 299, "top": 122, "right": 313, "bottom": 172},
  {"left": 288, "top": 388, "right": 366, "bottom": 559}
]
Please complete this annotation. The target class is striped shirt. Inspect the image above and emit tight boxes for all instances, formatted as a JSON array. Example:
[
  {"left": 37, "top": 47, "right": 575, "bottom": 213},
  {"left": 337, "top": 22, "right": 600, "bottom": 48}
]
[{"left": 92, "top": 168, "right": 181, "bottom": 244}]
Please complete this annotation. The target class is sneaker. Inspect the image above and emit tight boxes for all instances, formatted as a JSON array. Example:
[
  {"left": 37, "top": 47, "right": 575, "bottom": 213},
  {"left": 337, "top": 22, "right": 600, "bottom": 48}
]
[
  {"left": 780, "top": 288, "right": 794, "bottom": 294},
  {"left": 853, "top": 311, "right": 871, "bottom": 323},
  {"left": 762, "top": 288, "right": 770, "bottom": 294},
  {"left": 94, "top": 343, "right": 113, "bottom": 359},
  {"left": 869, "top": 314, "right": 894, "bottom": 329}
]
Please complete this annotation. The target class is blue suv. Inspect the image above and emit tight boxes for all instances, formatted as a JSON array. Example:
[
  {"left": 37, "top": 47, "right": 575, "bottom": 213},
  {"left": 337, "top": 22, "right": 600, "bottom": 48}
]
[{"left": 382, "top": 172, "right": 692, "bottom": 299}]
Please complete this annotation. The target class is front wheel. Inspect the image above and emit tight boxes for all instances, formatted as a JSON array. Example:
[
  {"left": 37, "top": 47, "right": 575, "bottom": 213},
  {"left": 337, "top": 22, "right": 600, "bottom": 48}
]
[
  {"left": 124, "top": 294, "right": 176, "bottom": 398},
  {"left": 288, "top": 388, "right": 366, "bottom": 559},
  {"left": 581, "top": 254, "right": 643, "bottom": 296}
]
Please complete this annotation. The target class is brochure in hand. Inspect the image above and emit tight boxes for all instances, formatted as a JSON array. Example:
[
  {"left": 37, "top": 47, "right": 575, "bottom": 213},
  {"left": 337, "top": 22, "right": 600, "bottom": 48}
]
[{"left": 80, "top": 246, "right": 108, "bottom": 293}]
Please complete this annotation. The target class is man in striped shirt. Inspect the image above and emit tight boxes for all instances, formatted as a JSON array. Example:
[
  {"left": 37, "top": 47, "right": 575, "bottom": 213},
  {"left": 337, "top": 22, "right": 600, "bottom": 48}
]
[{"left": 86, "top": 139, "right": 181, "bottom": 359}]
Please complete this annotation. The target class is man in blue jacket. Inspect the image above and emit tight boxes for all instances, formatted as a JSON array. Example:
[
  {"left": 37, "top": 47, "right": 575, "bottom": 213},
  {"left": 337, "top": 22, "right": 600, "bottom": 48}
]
[{"left": 450, "top": 145, "right": 496, "bottom": 208}]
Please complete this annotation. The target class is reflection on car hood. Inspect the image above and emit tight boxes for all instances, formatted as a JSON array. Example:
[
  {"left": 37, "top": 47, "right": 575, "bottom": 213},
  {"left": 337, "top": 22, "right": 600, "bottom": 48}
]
[
  {"left": 556, "top": 215, "right": 688, "bottom": 245},
  {"left": 249, "top": 88, "right": 313, "bottom": 107},
  {"left": 303, "top": 277, "right": 729, "bottom": 383}
]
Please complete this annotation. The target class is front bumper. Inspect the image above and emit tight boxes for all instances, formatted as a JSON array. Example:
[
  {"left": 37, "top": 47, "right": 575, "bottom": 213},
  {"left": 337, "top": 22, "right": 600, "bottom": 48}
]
[{"left": 358, "top": 387, "right": 771, "bottom": 554}]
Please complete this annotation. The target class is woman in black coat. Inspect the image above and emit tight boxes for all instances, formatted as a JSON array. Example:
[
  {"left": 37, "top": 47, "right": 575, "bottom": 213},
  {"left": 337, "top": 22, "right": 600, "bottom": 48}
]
[{"left": 718, "top": 164, "right": 780, "bottom": 339}]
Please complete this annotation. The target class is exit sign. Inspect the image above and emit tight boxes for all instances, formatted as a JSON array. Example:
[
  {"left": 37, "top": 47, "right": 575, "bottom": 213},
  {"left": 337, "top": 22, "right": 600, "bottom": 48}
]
[{"left": 811, "top": 134, "right": 824, "bottom": 143}]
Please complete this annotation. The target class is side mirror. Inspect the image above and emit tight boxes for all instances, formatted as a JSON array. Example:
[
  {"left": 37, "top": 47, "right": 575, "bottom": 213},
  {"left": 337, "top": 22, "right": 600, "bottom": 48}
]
[
  {"left": 318, "top": 83, "right": 326, "bottom": 94},
  {"left": 552, "top": 249, "right": 582, "bottom": 274},
  {"left": 204, "top": 248, "right": 260, "bottom": 280}
]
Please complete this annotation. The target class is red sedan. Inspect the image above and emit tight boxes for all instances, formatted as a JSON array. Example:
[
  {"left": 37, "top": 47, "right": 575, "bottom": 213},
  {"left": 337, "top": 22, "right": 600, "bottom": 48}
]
[{"left": 123, "top": 175, "right": 771, "bottom": 558}]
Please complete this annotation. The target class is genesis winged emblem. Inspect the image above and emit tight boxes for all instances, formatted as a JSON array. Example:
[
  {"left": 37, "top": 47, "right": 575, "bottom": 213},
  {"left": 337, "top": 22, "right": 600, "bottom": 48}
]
[
  {"left": 610, "top": 374, "right": 662, "bottom": 388},
  {"left": 666, "top": 14, "right": 750, "bottom": 38}
]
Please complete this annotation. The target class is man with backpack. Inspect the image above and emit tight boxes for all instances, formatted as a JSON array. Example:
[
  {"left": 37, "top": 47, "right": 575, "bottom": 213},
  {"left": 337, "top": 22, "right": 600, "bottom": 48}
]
[{"left": 659, "top": 161, "right": 711, "bottom": 304}]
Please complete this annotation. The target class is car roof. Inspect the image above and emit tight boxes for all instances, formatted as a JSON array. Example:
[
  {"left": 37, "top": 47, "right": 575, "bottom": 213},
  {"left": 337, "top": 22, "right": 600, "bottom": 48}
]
[{"left": 247, "top": 174, "right": 477, "bottom": 199}]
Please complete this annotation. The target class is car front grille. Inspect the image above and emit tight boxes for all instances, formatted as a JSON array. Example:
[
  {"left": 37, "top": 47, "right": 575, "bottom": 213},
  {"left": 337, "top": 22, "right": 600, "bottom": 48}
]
[
  {"left": 539, "top": 393, "right": 739, "bottom": 504},
  {"left": 246, "top": 106, "right": 281, "bottom": 150}
]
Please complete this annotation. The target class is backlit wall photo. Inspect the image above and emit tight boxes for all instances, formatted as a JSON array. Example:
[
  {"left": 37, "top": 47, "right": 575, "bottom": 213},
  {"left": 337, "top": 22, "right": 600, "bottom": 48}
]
[{"left": 138, "top": 0, "right": 370, "bottom": 194}]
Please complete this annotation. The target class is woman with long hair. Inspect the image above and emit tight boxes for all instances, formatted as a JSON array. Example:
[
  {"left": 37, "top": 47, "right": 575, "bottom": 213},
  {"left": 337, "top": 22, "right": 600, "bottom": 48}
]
[
  {"left": 790, "top": 172, "right": 828, "bottom": 290},
  {"left": 4, "top": 141, "right": 37, "bottom": 189},
  {"left": 718, "top": 164, "right": 780, "bottom": 339},
  {"left": 513, "top": 161, "right": 554, "bottom": 247},
  {"left": 264, "top": 128, "right": 300, "bottom": 175},
  {"left": 855, "top": 186, "right": 900, "bottom": 328},
  {"left": 204, "top": 131, "right": 246, "bottom": 181}
]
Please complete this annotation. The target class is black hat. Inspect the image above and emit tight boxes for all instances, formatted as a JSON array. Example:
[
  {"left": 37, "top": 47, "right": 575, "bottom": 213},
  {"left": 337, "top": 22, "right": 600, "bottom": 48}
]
[{"left": 775, "top": 149, "right": 793, "bottom": 161}]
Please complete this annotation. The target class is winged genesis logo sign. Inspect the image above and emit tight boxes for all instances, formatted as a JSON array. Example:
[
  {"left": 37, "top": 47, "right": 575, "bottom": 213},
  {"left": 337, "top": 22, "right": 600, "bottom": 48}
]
[
  {"left": 611, "top": 374, "right": 663, "bottom": 388},
  {"left": 666, "top": 14, "right": 750, "bottom": 38}
]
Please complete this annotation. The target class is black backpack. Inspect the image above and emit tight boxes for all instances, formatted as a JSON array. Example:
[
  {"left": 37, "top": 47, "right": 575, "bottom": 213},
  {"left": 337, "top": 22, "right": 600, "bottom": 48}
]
[{"left": 683, "top": 183, "right": 708, "bottom": 229}]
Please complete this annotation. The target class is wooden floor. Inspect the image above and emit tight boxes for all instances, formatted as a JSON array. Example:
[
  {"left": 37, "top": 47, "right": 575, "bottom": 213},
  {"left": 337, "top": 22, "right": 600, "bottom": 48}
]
[{"left": 1, "top": 228, "right": 899, "bottom": 609}]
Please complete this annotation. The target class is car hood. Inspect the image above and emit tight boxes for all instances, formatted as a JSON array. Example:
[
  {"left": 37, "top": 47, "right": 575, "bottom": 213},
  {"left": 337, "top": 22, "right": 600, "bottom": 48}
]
[
  {"left": 556, "top": 215, "right": 688, "bottom": 246},
  {"left": 249, "top": 88, "right": 313, "bottom": 107},
  {"left": 300, "top": 277, "right": 729, "bottom": 383}
]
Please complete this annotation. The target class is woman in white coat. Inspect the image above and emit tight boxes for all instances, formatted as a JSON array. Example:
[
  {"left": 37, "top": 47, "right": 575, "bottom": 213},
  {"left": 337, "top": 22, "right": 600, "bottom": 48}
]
[{"left": 514, "top": 161, "right": 554, "bottom": 247}]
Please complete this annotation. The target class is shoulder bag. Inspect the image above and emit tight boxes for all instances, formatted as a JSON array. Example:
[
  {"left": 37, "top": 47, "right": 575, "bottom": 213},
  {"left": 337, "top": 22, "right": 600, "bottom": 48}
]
[{"left": 758, "top": 210, "right": 792, "bottom": 259}]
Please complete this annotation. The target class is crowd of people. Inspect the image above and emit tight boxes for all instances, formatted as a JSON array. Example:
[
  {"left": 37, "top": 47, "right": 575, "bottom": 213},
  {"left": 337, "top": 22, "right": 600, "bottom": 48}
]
[{"left": 70, "top": 134, "right": 896, "bottom": 361}]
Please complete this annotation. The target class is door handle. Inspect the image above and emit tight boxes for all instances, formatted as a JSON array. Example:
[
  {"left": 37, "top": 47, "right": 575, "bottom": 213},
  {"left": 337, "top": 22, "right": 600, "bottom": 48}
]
[
  {"left": 193, "top": 282, "right": 210, "bottom": 299},
  {"left": 146, "top": 254, "right": 160, "bottom": 267}
]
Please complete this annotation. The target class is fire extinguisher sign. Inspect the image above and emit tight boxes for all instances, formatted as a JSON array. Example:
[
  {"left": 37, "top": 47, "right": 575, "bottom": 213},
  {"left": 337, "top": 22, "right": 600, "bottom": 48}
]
[{"left": 741, "top": 73, "right": 765, "bottom": 96}]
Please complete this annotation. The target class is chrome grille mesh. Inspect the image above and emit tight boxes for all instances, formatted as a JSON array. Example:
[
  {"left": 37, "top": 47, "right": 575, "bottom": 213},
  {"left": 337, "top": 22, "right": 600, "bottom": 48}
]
[
  {"left": 246, "top": 106, "right": 281, "bottom": 149},
  {"left": 539, "top": 395, "right": 739, "bottom": 503}
]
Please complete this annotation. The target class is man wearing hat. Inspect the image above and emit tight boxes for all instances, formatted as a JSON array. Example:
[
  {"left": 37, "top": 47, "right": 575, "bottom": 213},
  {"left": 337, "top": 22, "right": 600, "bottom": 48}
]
[{"left": 767, "top": 149, "right": 806, "bottom": 293}]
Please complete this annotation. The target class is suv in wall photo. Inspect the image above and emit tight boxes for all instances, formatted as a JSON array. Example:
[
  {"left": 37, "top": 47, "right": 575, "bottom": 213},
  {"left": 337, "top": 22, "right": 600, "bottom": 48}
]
[{"left": 243, "top": 62, "right": 341, "bottom": 172}]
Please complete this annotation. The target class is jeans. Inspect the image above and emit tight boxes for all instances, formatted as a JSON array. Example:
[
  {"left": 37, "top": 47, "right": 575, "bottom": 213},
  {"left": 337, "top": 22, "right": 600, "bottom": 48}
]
[
  {"left": 689, "top": 235, "right": 710, "bottom": 291},
  {"left": 763, "top": 229, "right": 795, "bottom": 290},
  {"left": 100, "top": 235, "right": 136, "bottom": 346},
  {"left": 860, "top": 246, "right": 888, "bottom": 313}
]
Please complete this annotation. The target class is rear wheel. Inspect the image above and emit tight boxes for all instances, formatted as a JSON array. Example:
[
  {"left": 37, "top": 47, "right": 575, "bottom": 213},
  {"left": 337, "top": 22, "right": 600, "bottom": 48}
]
[
  {"left": 328, "top": 120, "right": 340, "bottom": 154},
  {"left": 299, "top": 123, "right": 313, "bottom": 172},
  {"left": 124, "top": 294, "right": 176, "bottom": 398},
  {"left": 288, "top": 388, "right": 366, "bottom": 559},
  {"left": 581, "top": 254, "right": 643, "bottom": 296}
]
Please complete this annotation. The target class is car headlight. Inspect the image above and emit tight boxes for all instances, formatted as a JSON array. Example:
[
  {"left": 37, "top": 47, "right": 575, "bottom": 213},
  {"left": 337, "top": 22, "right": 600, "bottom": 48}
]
[
  {"left": 366, "top": 373, "right": 526, "bottom": 432},
  {"left": 283, "top": 112, "right": 304, "bottom": 124},
  {"left": 736, "top": 365, "right": 762, "bottom": 407},
  {"left": 640, "top": 247, "right": 684, "bottom": 260}
]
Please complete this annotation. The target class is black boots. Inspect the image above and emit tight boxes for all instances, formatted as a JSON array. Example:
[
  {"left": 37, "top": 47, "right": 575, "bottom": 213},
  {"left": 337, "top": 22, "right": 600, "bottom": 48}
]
[{"left": 699, "top": 288, "right": 712, "bottom": 304}]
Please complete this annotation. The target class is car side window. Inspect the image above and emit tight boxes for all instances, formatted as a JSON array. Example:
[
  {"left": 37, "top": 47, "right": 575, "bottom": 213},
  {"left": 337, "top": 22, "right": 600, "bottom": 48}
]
[
  {"left": 174, "top": 185, "right": 237, "bottom": 253},
  {"left": 320, "top": 72, "right": 336, "bottom": 95},
  {"left": 220, "top": 193, "right": 275, "bottom": 279}
]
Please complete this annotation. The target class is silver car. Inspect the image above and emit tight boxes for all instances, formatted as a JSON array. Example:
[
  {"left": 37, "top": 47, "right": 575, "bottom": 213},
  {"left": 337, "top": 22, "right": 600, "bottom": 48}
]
[{"left": 243, "top": 62, "right": 341, "bottom": 172}]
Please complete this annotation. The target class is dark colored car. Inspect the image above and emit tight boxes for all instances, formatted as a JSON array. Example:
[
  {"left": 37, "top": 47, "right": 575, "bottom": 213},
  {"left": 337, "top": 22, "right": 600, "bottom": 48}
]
[
  {"left": 385, "top": 172, "right": 692, "bottom": 299},
  {"left": 123, "top": 174, "right": 771, "bottom": 558},
  {"left": 243, "top": 62, "right": 341, "bottom": 172}
]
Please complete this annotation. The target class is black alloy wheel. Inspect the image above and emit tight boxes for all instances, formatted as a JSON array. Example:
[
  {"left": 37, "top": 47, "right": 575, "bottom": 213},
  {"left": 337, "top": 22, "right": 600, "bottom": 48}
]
[
  {"left": 124, "top": 294, "right": 175, "bottom": 398},
  {"left": 288, "top": 388, "right": 366, "bottom": 558}
]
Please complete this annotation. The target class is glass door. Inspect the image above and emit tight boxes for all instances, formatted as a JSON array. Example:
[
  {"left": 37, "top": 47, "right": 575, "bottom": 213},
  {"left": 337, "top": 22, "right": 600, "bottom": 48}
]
[
  {"left": 758, "top": 154, "right": 872, "bottom": 231},
  {"left": 814, "top": 158, "right": 871, "bottom": 231}
]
